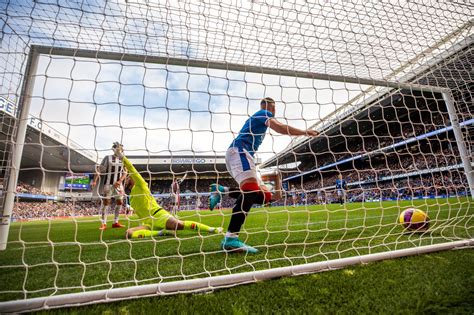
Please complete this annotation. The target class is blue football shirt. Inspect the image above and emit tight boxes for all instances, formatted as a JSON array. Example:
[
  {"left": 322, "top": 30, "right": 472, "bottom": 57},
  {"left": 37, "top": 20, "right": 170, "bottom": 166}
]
[
  {"left": 336, "top": 179, "right": 347, "bottom": 190},
  {"left": 230, "top": 109, "right": 274, "bottom": 156}
]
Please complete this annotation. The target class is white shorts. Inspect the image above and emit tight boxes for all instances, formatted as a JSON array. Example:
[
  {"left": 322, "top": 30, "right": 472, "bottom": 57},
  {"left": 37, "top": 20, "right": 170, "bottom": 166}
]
[
  {"left": 226, "top": 147, "right": 258, "bottom": 185},
  {"left": 337, "top": 189, "right": 345, "bottom": 197},
  {"left": 103, "top": 184, "right": 124, "bottom": 200}
]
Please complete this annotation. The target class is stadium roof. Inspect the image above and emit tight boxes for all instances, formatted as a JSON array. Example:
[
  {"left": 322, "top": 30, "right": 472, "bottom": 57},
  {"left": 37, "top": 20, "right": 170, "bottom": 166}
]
[
  {"left": 262, "top": 36, "right": 474, "bottom": 169},
  {"left": 0, "top": 98, "right": 96, "bottom": 173},
  {"left": 1, "top": 97, "right": 229, "bottom": 175}
]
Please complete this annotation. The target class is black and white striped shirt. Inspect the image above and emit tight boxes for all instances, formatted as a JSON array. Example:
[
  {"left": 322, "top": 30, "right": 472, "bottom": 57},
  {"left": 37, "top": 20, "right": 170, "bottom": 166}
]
[{"left": 99, "top": 155, "right": 124, "bottom": 186}]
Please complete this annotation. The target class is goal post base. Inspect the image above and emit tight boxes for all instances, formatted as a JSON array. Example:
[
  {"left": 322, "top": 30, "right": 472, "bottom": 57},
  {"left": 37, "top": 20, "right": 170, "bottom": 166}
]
[{"left": 1, "top": 239, "right": 472, "bottom": 313}]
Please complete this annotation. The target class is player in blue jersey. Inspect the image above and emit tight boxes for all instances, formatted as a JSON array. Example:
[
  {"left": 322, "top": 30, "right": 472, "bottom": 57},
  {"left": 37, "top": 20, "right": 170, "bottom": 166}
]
[
  {"left": 213, "top": 97, "right": 319, "bottom": 253},
  {"left": 290, "top": 185, "right": 297, "bottom": 207},
  {"left": 335, "top": 174, "right": 347, "bottom": 205}
]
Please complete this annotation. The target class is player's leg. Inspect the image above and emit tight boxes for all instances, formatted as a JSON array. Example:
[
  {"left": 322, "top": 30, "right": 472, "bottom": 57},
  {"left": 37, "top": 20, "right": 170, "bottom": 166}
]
[
  {"left": 99, "top": 185, "right": 112, "bottom": 230},
  {"left": 169, "top": 193, "right": 175, "bottom": 216},
  {"left": 112, "top": 185, "right": 126, "bottom": 228},
  {"left": 209, "top": 183, "right": 260, "bottom": 210},
  {"left": 221, "top": 148, "right": 269, "bottom": 253},
  {"left": 112, "top": 200, "right": 125, "bottom": 228},
  {"left": 148, "top": 209, "right": 222, "bottom": 234},
  {"left": 173, "top": 194, "right": 180, "bottom": 217},
  {"left": 164, "top": 216, "right": 222, "bottom": 234},
  {"left": 126, "top": 225, "right": 172, "bottom": 239},
  {"left": 99, "top": 199, "right": 110, "bottom": 230}
]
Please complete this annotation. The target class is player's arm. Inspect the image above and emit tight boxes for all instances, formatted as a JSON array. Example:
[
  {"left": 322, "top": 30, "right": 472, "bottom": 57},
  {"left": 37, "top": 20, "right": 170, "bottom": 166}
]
[
  {"left": 92, "top": 158, "right": 107, "bottom": 187},
  {"left": 266, "top": 119, "right": 319, "bottom": 137},
  {"left": 112, "top": 142, "right": 149, "bottom": 190},
  {"left": 92, "top": 168, "right": 99, "bottom": 187},
  {"left": 177, "top": 173, "right": 187, "bottom": 184},
  {"left": 115, "top": 168, "right": 128, "bottom": 188},
  {"left": 122, "top": 157, "right": 148, "bottom": 189}
]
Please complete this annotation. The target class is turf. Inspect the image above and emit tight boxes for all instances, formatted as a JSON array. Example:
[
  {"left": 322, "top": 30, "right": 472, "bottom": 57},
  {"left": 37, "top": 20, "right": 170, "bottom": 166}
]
[
  {"left": 0, "top": 197, "right": 472, "bottom": 308},
  {"left": 37, "top": 248, "right": 474, "bottom": 314}
]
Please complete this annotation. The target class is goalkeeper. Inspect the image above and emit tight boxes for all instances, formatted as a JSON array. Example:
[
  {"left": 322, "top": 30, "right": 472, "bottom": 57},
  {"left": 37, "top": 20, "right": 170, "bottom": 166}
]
[{"left": 110, "top": 143, "right": 223, "bottom": 239}]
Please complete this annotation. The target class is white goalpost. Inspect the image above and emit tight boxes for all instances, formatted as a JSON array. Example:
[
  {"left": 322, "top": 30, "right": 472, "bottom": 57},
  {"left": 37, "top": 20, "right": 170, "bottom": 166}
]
[{"left": 0, "top": 1, "right": 473, "bottom": 312}]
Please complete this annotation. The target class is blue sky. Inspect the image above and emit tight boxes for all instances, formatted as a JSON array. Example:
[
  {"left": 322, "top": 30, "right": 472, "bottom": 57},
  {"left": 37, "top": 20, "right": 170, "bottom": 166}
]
[
  {"left": 29, "top": 54, "right": 368, "bottom": 162},
  {"left": 3, "top": 0, "right": 470, "bottom": 163}
]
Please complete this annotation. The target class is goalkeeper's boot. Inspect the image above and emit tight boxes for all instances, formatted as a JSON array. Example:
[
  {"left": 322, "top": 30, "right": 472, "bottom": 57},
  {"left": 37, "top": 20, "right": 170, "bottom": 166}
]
[
  {"left": 221, "top": 237, "right": 258, "bottom": 254},
  {"left": 209, "top": 193, "right": 221, "bottom": 211},
  {"left": 209, "top": 184, "right": 223, "bottom": 211},
  {"left": 210, "top": 183, "right": 226, "bottom": 193}
]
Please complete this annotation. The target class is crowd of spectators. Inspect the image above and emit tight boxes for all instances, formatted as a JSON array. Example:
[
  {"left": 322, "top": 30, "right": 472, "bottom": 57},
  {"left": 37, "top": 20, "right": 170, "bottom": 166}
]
[
  {"left": 285, "top": 171, "right": 469, "bottom": 206},
  {"left": 12, "top": 112, "right": 470, "bottom": 219},
  {"left": 296, "top": 112, "right": 457, "bottom": 173},
  {"left": 13, "top": 201, "right": 99, "bottom": 220},
  {"left": 16, "top": 182, "right": 54, "bottom": 196},
  {"left": 12, "top": 168, "right": 469, "bottom": 220},
  {"left": 289, "top": 143, "right": 461, "bottom": 188},
  {"left": 150, "top": 178, "right": 234, "bottom": 194}
]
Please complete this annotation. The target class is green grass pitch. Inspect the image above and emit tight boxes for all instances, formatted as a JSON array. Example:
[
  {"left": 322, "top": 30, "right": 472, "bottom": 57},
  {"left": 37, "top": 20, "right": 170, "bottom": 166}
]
[
  {"left": 40, "top": 249, "right": 474, "bottom": 314},
  {"left": 0, "top": 197, "right": 472, "bottom": 311}
]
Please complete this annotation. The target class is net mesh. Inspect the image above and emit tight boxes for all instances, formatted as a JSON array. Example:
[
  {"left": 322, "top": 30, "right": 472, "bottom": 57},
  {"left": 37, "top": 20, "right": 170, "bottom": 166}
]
[{"left": 0, "top": 0, "right": 472, "bottom": 307}]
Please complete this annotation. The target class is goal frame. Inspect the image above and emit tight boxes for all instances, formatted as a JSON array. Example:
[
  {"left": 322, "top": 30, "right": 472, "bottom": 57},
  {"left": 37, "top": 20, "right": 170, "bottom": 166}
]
[{"left": 0, "top": 45, "right": 473, "bottom": 312}]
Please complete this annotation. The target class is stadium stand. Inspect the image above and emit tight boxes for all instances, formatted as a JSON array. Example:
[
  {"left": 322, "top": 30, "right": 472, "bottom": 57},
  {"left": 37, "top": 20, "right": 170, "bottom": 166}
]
[
  {"left": 5, "top": 44, "right": 473, "bottom": 220},
  {"left": 264, "top": 43, "right": 472, "bottom": 206},
  {"left": 13, "top": 201, "right": 99, "bottom": 221}
]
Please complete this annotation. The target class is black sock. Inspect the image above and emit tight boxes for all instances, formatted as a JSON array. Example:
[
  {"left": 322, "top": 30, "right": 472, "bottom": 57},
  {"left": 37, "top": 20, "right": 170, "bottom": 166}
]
[
  {"left": 228, "top": 187, "right": 241, "bottom": 199},
  {"left": 227, "top": 191, "right": 261, "bottom": 234}
]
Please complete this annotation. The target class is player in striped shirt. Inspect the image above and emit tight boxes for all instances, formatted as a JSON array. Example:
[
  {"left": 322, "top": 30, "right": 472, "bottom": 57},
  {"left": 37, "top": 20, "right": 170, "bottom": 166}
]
[
  {"left": 92, "top": 152, "right": 127, "bottom": 230},
  {"left": 109, "top": 143, "right": 222, "bottom": 239}
]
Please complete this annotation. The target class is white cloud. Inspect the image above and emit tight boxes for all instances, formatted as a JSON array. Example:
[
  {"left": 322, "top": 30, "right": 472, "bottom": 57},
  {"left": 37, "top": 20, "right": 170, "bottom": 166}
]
[
  {"left": 2, "top": 0, "right": 468, "bottom": 174},
  {"left": 29, "top": 53, "right": 370, "bottom": 163}
]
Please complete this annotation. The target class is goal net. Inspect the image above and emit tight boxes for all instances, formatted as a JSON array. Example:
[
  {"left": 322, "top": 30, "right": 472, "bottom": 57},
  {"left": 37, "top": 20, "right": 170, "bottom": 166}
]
[{"left": 0, "top": 1, "right": 473, "bottom": 312}]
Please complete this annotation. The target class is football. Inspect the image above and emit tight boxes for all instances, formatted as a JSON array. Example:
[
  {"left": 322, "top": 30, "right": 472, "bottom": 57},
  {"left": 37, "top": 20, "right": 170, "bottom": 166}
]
[{"left": 399, "top": 208, "right": 430, "bottom": 231}]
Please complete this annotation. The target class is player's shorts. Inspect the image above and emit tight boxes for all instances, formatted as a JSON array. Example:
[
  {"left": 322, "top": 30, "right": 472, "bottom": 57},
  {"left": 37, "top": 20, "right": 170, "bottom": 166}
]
[
  {"left": 142, "top": 208, "right": 172, "bottom": 231},
  {"left": 337, "top": 189, "right": 345, "bottom": 197},
  {"left": 226, "top": 147, "right": 258, "bottom": 185},
  {"left": 102, "top": 184, "right": 124, "bottom": 200}
]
